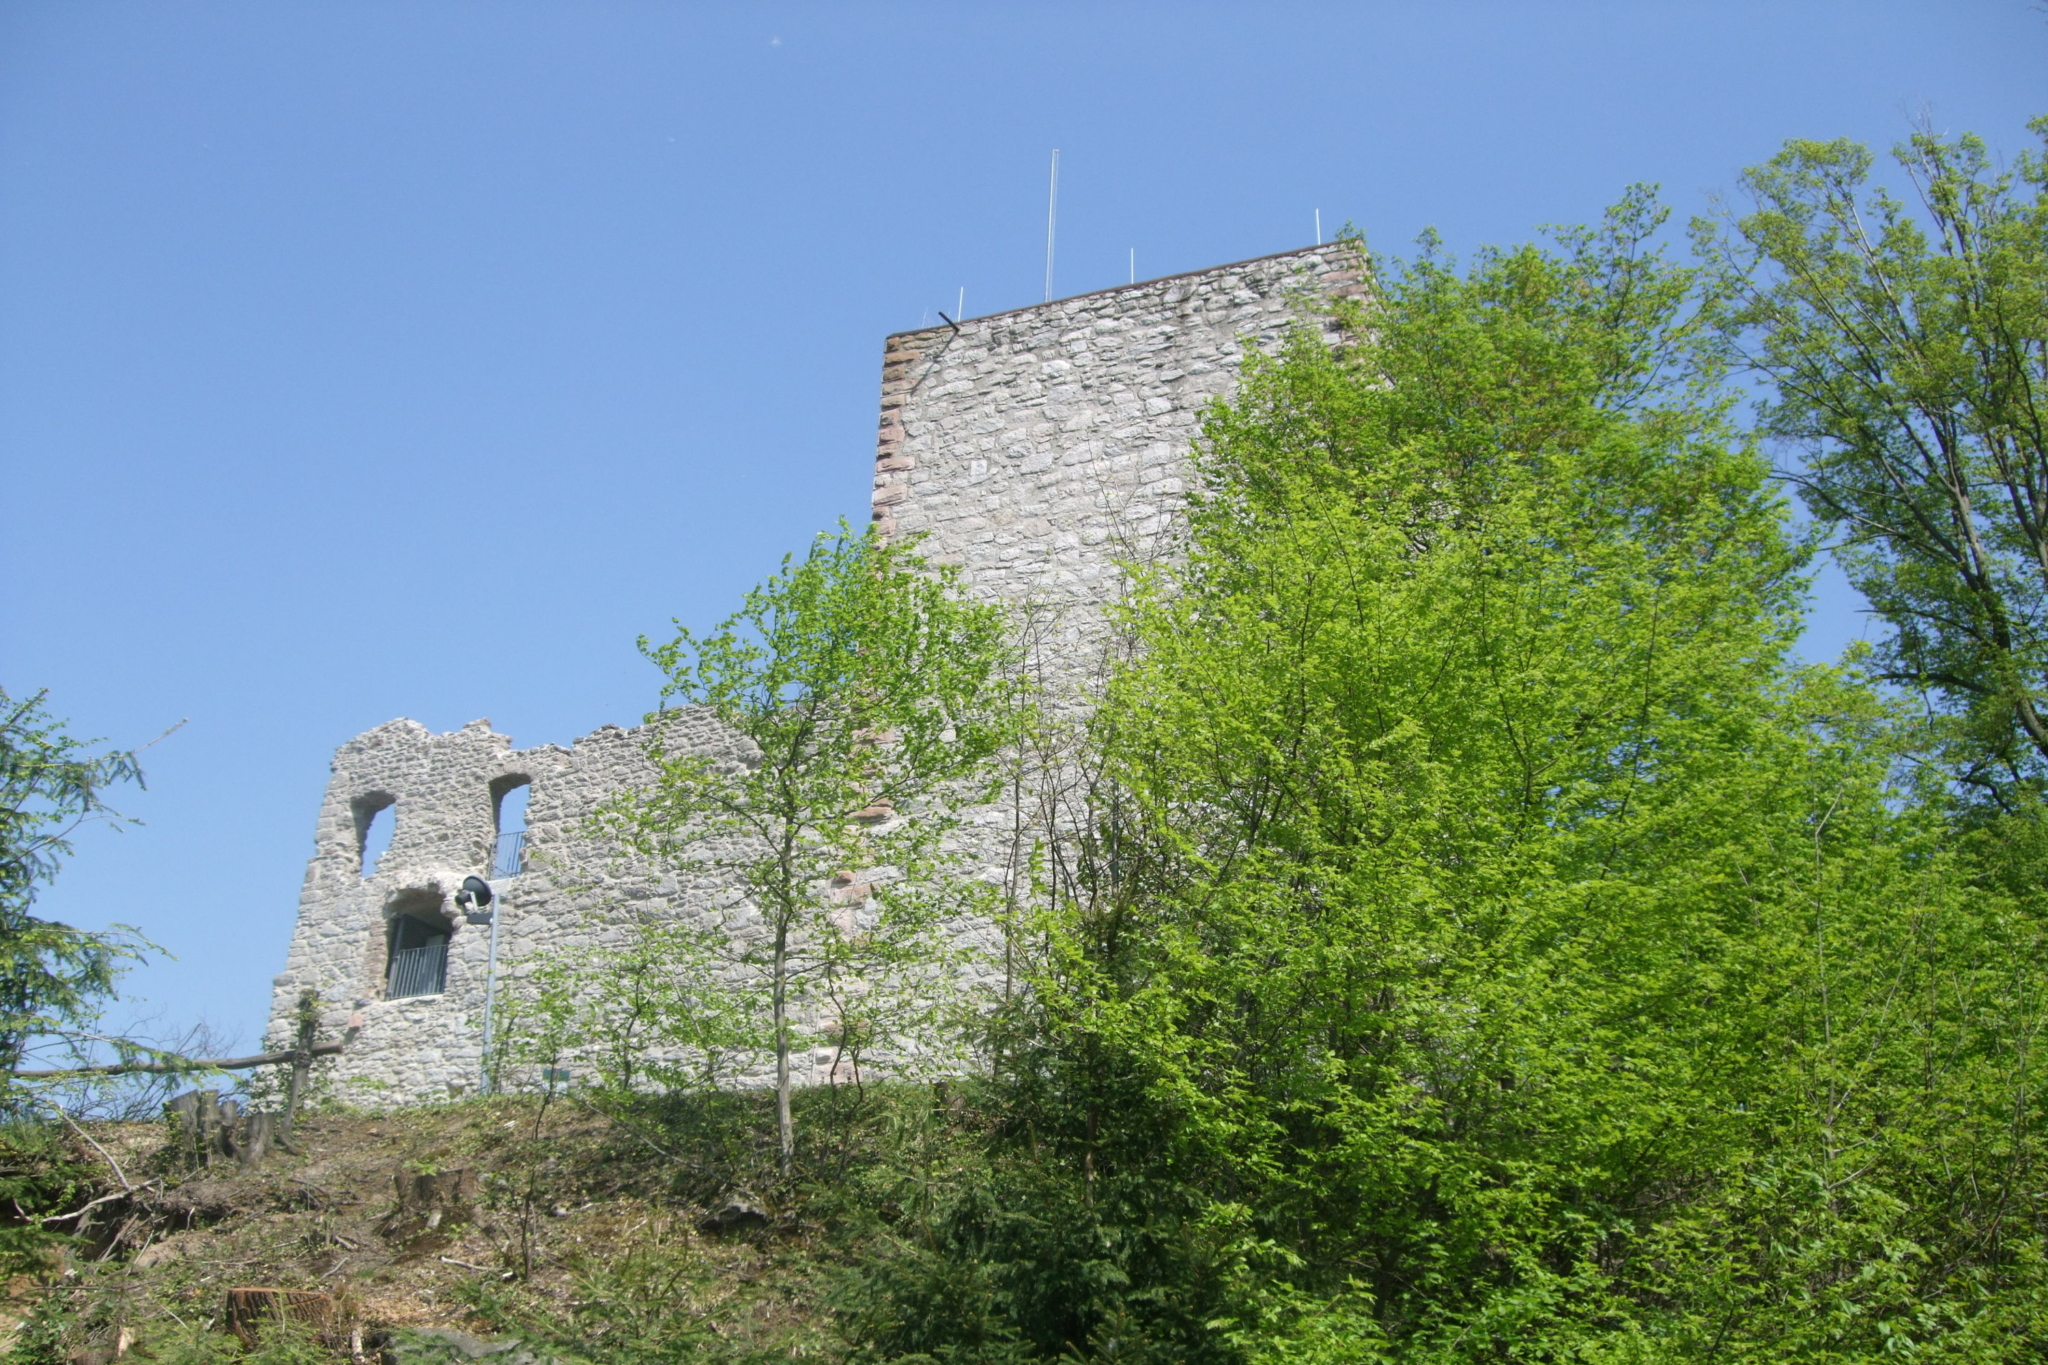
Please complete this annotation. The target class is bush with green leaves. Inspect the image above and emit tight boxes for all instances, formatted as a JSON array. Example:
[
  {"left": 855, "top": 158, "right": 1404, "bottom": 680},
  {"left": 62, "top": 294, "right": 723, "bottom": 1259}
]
[
  {"left": 496, "top": 913, "right": 757, "bottom": 1098},
  {"left": 0, "top": 1121, "right": 99, "bottom": 1278},
  {"left": 1699, "top": 116, "right": 2048, "bottom": 809},
  {"left": 845, "top": 189, "right": 2048, "bottom": 1363},
  {"left": 0, "top": 687, "right": 156, "bottom": 1087},
  {"left": 601, "top": 524, "right": 1021, "bottom": 1174}
]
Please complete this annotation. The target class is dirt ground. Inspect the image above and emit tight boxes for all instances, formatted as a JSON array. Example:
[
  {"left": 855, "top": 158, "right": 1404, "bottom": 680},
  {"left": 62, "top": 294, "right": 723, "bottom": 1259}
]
[{"left": 23, "top": 1095, "right": 848, "bottom": 1362}]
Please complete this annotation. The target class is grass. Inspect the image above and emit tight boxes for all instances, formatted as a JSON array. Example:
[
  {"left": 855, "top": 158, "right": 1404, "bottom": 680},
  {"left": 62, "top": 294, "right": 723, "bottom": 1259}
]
[{"left": 0, "top": 1082, "right": 992, "bottom": 1365}]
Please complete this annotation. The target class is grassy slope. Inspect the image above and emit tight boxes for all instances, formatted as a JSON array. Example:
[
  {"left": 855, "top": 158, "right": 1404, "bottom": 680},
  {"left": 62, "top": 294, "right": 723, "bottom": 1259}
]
[{"left": 6, "top": 1084, "right": 970, "bottom": 1365}]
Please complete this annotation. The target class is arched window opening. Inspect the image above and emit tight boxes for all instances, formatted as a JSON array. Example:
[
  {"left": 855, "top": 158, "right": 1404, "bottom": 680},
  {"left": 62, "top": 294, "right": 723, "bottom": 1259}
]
[
  {"left": 385, "top": 892, "right": 450, "bottom": 999},
  {"left": 491, "top": 776, "right": 531, "bottom": 877},
  {"left": 353, "top": 794, "right": 396, "bottom": 879}
]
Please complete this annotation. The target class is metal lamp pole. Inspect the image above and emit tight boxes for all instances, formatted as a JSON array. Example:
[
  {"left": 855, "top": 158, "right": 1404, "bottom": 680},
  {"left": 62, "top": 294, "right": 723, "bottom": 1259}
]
[{"left": 458, "top": 875, "right": 500, "bottom": 1096}]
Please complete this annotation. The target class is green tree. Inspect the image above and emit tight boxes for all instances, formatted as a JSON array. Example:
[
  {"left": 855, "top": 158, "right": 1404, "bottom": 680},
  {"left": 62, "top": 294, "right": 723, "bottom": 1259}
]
[
  {"left": 0, "top": 687, "right": 162, "bottom": 1276},
  {"left": 501, "top": 911, "right": 757, "bottom": 1096},
  {"left": 0, "top": 687, "right": 155, "bottom": 1087},
  {"left": 1699, "top": 117, "right": 2048, "bottom": 805},
  {"left": 609, "top": 524, "right": 1018, "bottom": 1174},
  {"left": 853, "top": 201, "right": 2048, "bottom": 1362}
]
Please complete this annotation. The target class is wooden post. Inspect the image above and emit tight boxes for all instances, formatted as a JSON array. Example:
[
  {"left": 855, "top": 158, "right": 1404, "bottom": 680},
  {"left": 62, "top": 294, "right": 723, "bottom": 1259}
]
[
  {"left": 239, "top": 1112, "right": 274, "bottom": 1169},
  {"left": 165, "top": 1091, "right": 202, "bottom": 1166},
  {"left": 224, "top": 1288, "right": 332, "bottom": 1347},
  {"left": 281, "top": 990, "right": 318, "bottom": 1144},
  {"left": 392, "top": 1168, "right": 480, "bottom": 1225},
  {"left": 194, "top": 1089, "right": 219, "bottom": 1168},
  {"left": 214, "top": 1096, "right": 242, "bottom": 1165}
]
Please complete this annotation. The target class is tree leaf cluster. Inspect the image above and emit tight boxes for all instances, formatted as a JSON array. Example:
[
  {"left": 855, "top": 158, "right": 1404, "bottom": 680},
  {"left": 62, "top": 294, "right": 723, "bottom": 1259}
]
[
  {"left": 0, "top": 688, "right": 153, "bottom": 1084},
  {"left": 845, "top": 168, "right": 2048, "bottom": 1363},
  {"left": 576, "top": 525, "right": 1020, "bottom": 1174},
  {"left": 1698, "top": 117, "right": 2048, "bottom": 808}
]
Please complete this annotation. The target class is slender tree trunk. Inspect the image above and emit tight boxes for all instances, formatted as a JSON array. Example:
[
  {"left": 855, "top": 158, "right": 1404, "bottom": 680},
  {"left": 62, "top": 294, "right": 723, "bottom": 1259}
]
[
  {"left": 773, "top": 919, "right": 793, "bottom": 1177},
  {"left": 281, "top": 990, "right": 317, "bottom": 1145}
]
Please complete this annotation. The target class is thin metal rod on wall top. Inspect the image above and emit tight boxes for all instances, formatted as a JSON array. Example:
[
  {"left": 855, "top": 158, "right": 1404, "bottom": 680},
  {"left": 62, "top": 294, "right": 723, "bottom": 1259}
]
[
  {"left": 1315, "top": 209, "right": 1322, "bottom": 245},
  {"left": 1044, "top": 149, "right": 1059, "bottom": 302}
]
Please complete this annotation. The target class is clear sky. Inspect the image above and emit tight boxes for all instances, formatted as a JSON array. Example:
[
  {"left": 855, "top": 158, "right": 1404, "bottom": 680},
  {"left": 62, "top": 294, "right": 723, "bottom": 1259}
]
[{"left": 4, "top": 1, "right": 2043, "bottom": 1053}]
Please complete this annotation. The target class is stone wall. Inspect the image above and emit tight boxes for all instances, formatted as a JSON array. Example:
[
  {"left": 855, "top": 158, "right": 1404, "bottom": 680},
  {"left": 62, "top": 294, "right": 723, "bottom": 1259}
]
[
  {"left": 265, "top": 712, "right": 754, "bottom": 1104},
  {"left": 267, "top": 242, "right": 1368, "bottom": 1103},
  {"left": 875, "top": 241, "right": 1366, "bottom": 690}
]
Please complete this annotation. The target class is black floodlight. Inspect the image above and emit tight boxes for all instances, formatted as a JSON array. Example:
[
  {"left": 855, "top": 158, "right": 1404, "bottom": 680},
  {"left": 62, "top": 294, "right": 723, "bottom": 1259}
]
[{"left": 457, "top": 875, "right": 495, "bottom": 924}]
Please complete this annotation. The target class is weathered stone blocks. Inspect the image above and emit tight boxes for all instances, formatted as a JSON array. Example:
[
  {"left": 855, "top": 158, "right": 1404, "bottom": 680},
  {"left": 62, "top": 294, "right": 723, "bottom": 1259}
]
[{"left": 268, "top": 242, "right": 1368, "bottom": 1103}]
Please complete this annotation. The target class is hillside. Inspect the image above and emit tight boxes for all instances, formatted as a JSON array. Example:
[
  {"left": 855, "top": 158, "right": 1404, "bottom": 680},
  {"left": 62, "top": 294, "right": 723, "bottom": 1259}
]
[{"left": 3, "top": 1088, "right": 949, "bottom": 1365}]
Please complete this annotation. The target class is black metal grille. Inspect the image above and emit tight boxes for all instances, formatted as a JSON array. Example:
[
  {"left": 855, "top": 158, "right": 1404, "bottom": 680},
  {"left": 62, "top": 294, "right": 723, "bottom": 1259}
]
[
  {"left": 492, "top": 830, "right": 526, "bottom": 877},
  {"left": 387, "top": 943, "right": 446, "bottom": 998}
]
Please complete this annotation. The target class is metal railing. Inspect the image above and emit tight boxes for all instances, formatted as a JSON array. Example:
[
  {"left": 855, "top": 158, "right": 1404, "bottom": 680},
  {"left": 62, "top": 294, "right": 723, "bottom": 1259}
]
[
  {"left": 492, "top": 829, "right": 526, "bottom": 877},
  {"left": 387, "top": 943, "right": 447, "bottom": 999}
]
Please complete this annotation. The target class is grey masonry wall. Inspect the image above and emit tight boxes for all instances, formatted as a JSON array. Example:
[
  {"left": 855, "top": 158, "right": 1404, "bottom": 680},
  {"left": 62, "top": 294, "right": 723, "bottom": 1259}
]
[
  {"left": 873, "top": 242, "right": 1367, "bottom": 685},
  {"left": 264, "top": 712, "right": 753, "bottom": 1104},
  {"left": 267, "top": 243, "right": 1367, "bottom": 1105}
]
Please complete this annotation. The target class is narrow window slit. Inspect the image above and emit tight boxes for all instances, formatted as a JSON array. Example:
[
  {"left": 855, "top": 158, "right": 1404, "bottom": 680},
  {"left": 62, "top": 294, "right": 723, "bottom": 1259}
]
[
  {"left": 491, "top": 776, "right": 531, "bottom": 877},
  {"left": 353, "top": 794, "right": 396, "bottom": 879}
]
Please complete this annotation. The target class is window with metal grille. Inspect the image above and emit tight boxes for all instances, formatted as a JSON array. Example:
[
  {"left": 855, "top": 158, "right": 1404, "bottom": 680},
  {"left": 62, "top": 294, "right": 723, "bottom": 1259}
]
[
  {"left": 386, "top": 913, "right": 448, "bottom": 999},
  {"left": 491, "top": 776, "right": 530, "bottom": 877}
]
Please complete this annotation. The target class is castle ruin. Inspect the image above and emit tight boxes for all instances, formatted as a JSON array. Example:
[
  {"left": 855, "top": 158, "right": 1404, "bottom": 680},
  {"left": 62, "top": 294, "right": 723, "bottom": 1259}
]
[{"left": 267, "top": 243, "right": 1367, "bottom": 1103}]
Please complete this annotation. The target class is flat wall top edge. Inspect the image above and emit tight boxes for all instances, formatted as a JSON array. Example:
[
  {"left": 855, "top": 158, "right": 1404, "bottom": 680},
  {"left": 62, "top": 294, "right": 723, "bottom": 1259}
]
[{"left": 882, "top": 240, "right": 1365, "bottom": 341}]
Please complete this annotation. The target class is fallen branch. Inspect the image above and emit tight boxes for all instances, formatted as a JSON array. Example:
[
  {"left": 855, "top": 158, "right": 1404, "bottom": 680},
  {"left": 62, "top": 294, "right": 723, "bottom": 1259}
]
[
  {"left": 11, "top": 1042, "right": 343, "bottom": 1080},
  {"left": 567, "top": 1089, "right": 686, "bottom": 1163},
  {"left": 33, "top": 1188, "right": 127, "bottom": 1225},
  {"left": 34, "top": 1094, "right": 136, "bottom": 1191},
  {"left": 438, "top": 1255, "right": 509, "bottom": 1276}
]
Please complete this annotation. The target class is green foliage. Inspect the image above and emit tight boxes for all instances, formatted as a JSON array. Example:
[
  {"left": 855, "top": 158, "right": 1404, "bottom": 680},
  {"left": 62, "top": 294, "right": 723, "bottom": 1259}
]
[
  {"left": 0, "top": 687, "right": 161, "bottom": 1277},
  {"left": 2, "top": 1290, "right": 74, "bottom": 1365},
  {"left": 447, "top": 1086, "right": 974, "bottom": 1364},
  {"left": 0, "top": 687, "right": 155, "bottom": 1082},
  {"left": 841, "top": 1142, "right": 1238, "bottom": 1364},
  {"left": 605, "top": 523, "right": 1020, "bottom": 1171},
  {"left": 464, "top": 1231, "right": 721, "bottom": 1364},
  {"left": 846, "top": 197, "right": 2048, "bottom": 1361},
  {"left": 141, "top": 1321, "right": 330, "bottom": 1365},
  {"left": 1698, "top": 116, "right": 2048, "bottom": 805},
  {"left": 0, "top": 1121, "right": 96, "bottom": 1277},
  {"left": 499, "top": 913, "right": 757, "bottom": 1097}
]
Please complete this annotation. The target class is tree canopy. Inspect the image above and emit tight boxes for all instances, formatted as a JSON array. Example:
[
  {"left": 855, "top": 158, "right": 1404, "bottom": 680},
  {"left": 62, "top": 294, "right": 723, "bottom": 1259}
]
[
  {"left": 847, "top": 177, "right": 2048, "bottom": 1364},
  {"left": 1700, "top": 118, "right": 2048, "bottom": 807},
  {"left": 477, "top": 117, "right": 2048, "bottom": 1365},
  {"left": 607, "top": 524, "right": 1019, "bottom": 1173},
  {"left": 0, "top": 687, "right": 154, "bottom": 1086}
]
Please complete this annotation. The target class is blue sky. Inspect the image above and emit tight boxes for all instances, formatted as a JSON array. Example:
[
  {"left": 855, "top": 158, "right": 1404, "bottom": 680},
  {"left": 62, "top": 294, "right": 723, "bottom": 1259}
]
[{"left": 3, "top": 1, "right": 2043, "bottom": 1052}]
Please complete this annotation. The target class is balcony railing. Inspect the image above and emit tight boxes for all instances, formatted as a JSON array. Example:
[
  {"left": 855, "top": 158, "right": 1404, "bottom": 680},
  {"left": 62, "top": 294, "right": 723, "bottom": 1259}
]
[
  {"left": 492, "top": 829, "right": 526, "bottom": 877},
  {"left": 387, "top": 943, "right": 447, "bottom": 999}
]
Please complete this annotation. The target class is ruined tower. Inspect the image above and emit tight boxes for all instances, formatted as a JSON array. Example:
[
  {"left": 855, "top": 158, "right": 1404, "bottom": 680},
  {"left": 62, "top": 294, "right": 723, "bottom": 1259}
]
[{"left": 267, "top": 242, "right": 1367, "bottom": 1103}]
